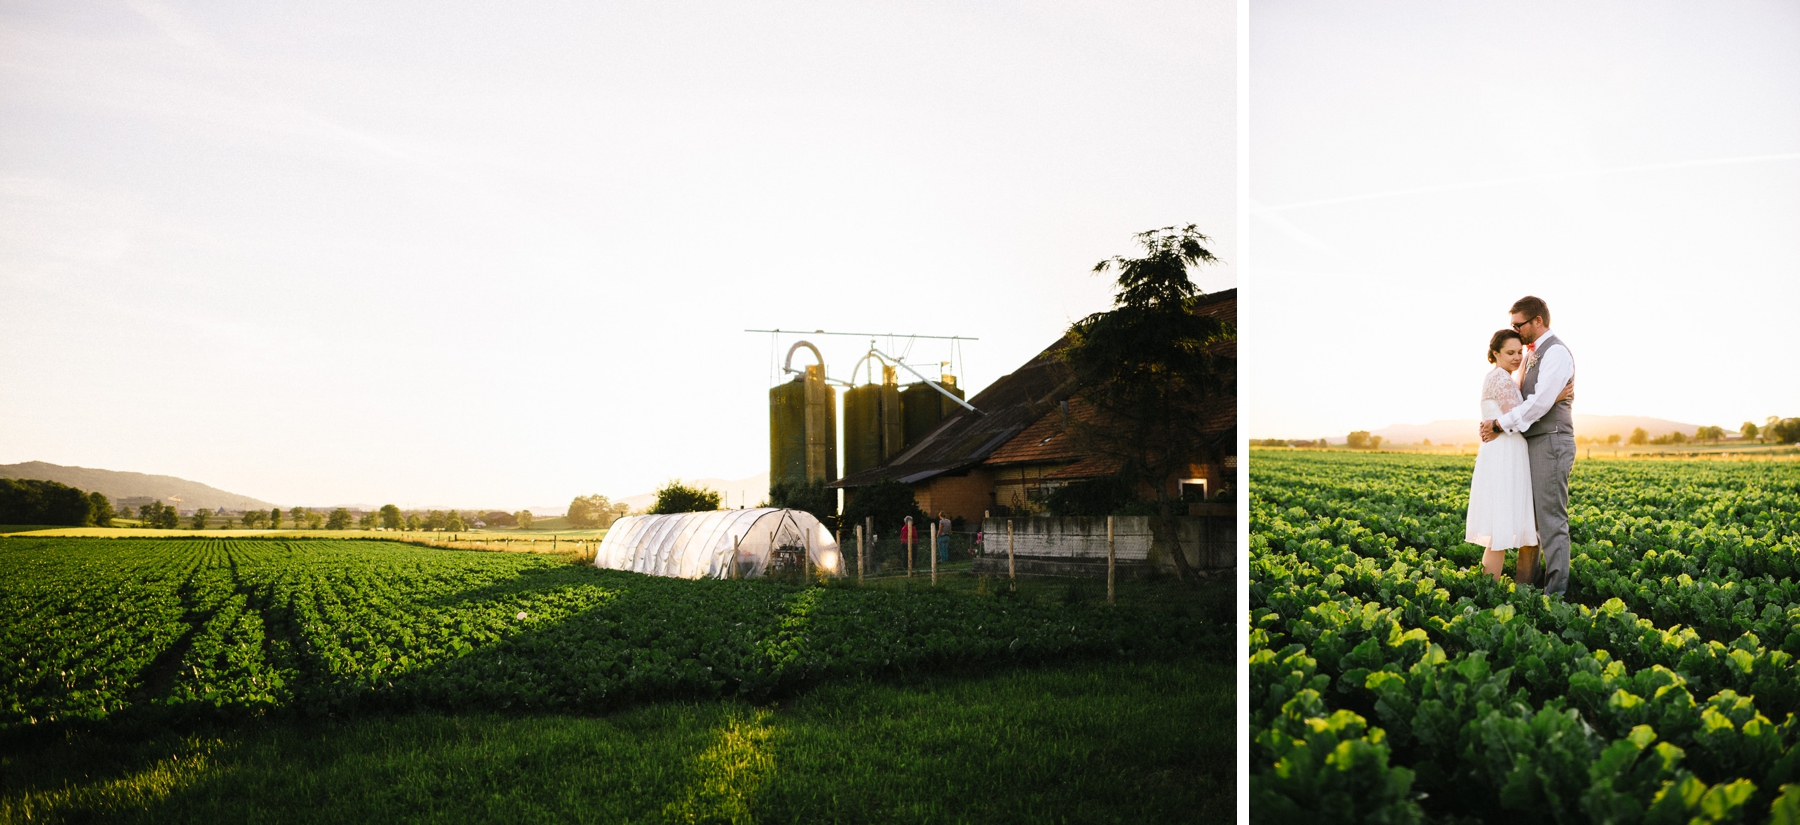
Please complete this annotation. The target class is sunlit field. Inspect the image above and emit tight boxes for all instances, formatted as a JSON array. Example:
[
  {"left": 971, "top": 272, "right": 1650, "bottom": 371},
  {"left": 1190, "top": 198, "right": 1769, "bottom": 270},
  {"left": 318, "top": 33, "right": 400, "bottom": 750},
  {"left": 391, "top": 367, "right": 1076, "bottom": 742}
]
[
  {"left": 1250, "top": 449, "right": 1800, "bottom": 821},
  {"left": 3, "top": 537, "right": 1230, "bottom": 823},
  {"left": 1269, "top": 443, "right": 1800, "bottom": 460}
]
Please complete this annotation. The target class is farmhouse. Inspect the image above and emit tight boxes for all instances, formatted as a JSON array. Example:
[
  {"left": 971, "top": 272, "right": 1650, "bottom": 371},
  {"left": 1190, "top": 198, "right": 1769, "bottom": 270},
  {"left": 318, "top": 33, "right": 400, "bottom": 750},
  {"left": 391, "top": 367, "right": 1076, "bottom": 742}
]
[
  {"left": 984, "top": 392, "right": 1235, "bottom": 513},
  {"left": 833, "top": 288, "right": 1236, "bottom": 521}
]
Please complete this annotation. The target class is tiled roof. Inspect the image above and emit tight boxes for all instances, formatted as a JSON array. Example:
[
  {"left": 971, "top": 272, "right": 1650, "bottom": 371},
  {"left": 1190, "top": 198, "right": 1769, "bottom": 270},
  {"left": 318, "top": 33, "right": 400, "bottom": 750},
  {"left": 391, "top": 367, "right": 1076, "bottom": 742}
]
[
  {"left": 982, "top": 289, "right": 1236, "bottom": 475},
  {"left": 832, "top": 336, "right": 1077, "bottom": 488},
  {"left": 985, "top": 396, "right": 1103, "bottom": 465},
  {"left": 833, "top": 288, "right": 1235, "bottom": 488}
]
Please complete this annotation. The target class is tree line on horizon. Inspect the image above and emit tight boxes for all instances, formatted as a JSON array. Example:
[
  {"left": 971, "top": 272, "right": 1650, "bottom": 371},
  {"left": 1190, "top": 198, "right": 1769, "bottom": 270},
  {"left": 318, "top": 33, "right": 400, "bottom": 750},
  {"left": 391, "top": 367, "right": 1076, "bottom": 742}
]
[
  {"left": 0, "top": 483, "right": 498, "bottom": 533},
  {"left": 0, "top": 479, "right": 114, "bottom": 527},
  {"left": 1257, "top": 416, "right": 1800, "bottom": 449}
]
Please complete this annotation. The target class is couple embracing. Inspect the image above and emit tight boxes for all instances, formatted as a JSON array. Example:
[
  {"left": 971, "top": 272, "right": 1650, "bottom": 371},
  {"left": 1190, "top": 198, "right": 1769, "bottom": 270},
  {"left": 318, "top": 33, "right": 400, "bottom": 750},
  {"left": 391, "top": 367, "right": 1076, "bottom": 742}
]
[{"left": 1465, "top": 296, "right": 1576, "bottom": 595}]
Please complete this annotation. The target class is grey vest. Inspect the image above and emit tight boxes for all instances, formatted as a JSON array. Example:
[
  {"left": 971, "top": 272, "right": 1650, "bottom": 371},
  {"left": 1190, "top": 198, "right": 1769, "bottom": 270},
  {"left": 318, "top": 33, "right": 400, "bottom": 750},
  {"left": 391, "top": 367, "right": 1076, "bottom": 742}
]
[{"left": 1521, "top": 333, "right": 1574, "bottom": 438}]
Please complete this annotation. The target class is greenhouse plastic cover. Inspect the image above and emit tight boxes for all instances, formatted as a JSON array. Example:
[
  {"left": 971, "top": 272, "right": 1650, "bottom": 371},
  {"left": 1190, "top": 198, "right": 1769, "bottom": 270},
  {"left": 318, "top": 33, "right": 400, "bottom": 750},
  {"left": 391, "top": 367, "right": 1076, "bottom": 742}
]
[{"left": 595, "top": 508, "right": 842, "bottom": 579}]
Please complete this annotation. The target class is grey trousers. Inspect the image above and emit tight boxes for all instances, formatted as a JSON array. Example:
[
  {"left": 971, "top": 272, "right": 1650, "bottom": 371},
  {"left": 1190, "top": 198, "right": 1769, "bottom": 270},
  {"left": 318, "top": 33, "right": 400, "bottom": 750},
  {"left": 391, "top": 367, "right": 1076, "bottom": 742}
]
[{"left": 1527, "top": 432, "right": 1575, "bottom": 595}]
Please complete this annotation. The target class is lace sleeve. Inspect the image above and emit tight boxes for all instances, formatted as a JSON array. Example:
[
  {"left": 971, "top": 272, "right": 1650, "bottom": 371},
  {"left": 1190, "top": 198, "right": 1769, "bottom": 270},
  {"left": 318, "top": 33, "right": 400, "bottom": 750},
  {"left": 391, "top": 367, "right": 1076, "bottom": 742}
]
[{"left": 1483, "top": 369, "right": 1524, "bottom": 413}]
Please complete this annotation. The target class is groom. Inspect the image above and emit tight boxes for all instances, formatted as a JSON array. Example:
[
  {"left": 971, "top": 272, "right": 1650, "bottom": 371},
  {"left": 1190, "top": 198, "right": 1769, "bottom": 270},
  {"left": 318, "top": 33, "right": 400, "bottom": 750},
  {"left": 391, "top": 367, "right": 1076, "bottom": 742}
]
[{"left": 1480, "top": 296, "right": 1576, "bottom": 595}]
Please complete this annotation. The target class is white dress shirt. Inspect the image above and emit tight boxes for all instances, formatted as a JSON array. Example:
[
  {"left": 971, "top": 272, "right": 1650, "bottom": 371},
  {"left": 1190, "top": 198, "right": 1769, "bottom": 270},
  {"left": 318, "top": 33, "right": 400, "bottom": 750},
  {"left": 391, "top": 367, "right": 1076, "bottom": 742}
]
[{"left": 1496, "top": 328, "right": 1573, "bottom": 435}]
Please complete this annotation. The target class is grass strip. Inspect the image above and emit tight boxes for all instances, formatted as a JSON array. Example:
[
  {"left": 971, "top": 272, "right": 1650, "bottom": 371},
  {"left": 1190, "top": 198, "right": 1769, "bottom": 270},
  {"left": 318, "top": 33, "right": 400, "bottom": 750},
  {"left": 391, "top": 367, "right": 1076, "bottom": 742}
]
[{"left": 2, "top": 655, "right": 1230, "bottom": 825}]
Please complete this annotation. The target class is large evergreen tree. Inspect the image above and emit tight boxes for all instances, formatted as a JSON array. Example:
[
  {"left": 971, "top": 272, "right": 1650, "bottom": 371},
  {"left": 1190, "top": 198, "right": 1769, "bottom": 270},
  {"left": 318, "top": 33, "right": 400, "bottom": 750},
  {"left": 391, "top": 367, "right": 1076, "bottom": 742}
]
[{"left": 1059, "top": 224, "right": 1233, "bottom": 581}]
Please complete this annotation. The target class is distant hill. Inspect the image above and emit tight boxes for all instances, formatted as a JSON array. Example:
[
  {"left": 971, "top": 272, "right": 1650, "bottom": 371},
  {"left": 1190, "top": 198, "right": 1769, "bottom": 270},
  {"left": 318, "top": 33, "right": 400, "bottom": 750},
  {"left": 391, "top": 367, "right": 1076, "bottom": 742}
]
[
  {"left": 619, "top": 472, "right": 770, "bottom": 512},
  {"left": 1354, "top": 415, "right": 1722, "bottom": 446},
  {"left": 0, "top": 462, "right": 275, "bottom": 512}
]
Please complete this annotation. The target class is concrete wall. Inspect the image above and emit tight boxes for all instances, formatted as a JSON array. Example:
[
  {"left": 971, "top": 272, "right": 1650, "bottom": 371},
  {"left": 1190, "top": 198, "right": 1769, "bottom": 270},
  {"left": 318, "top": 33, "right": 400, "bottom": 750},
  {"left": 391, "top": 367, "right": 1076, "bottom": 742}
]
[{"left": 981, "top": 515, "right": 1233, "bottom": 571}]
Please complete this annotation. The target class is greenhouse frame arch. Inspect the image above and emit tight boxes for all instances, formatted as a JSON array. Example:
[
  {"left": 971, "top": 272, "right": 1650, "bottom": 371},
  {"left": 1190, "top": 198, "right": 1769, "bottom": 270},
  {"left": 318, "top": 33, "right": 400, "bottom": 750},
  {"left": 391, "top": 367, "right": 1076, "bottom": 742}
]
[{"left": 595, "top": 508, "right": 842, "bottom": 579}]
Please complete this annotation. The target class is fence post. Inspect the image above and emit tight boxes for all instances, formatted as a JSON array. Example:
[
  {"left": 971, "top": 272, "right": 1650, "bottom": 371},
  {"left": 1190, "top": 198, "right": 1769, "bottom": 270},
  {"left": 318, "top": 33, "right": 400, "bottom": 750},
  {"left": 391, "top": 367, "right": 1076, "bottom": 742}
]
[
  {"left": 732, "top": 535, "right": 741, "bottom": 580},
  {"left": 930, "top": 522, "right": 938, "bottom": 586},
  {"left": 1007, "top": 519, "right": 1015, "bottom": 585},
  {"left": 1107, "top": 515, "right": 1116, "bottom": 606},
  {"left": 804, "top": 529, "right": 812, "bottom": 584},
  {"left": 856, "top": 523, "right": 865, "bottom": 585},
  {"left": 865, "top": 517, "right": 873, "bottom": 579},
  {"left": 907, "top": 528, "right": 914, "bottom": 578}
]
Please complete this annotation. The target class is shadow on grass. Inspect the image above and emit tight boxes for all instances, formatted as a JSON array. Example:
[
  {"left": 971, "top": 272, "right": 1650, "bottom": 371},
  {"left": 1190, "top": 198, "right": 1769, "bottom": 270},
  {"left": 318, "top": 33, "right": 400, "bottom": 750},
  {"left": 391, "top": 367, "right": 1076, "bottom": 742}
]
[
  {"left": 2, "top": 656, "right": 1232, "bottom": 825},
  {"left": 4, "top": 541, "right": 1230, "bottom": 822}
]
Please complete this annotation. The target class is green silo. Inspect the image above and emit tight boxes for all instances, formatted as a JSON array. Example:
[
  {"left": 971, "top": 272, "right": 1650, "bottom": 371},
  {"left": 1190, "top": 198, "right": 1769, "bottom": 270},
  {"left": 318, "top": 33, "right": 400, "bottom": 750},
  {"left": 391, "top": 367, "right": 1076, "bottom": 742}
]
[
  {"left": 770, "top": 363, "right": 837, "bottom": 487},
  {"left": 900, "top": 375, "right": 964, "bottom": 449},
  {"left": 770, "top": 376, "right": 809, "bottom": 488},
  {"left": 844, "top": 366, "right": 905, "bottom": 475},
  {"left": 844, "top": 384, "right": 883, "bottom": 476},
  {"left": 878, "top": 366, "right": 904, "bottom": 461}
]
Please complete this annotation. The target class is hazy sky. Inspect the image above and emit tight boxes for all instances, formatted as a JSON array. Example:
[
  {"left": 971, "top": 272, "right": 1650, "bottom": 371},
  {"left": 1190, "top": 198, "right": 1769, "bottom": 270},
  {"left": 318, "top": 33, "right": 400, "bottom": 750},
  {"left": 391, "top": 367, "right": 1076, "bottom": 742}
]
[
  {"left": 1244, "top": 2, "right": 1800, "bottom": 439},
  {"left": 0, "top": 0, "right": 1236, "bottom": 509}
]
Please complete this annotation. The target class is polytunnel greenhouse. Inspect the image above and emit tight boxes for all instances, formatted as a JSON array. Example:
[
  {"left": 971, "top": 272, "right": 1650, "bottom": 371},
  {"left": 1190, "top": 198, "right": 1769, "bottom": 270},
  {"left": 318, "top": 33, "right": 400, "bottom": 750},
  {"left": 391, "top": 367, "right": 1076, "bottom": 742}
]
[{"left": 595, "top": 508, "right": 842, "bottom": 579}]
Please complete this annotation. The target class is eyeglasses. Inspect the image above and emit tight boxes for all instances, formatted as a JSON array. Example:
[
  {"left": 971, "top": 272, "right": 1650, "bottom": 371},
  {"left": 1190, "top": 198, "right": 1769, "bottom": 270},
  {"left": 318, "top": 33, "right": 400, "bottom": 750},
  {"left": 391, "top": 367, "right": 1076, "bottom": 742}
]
[{"left": 1510, "top": 318, "right": 1536, "bottom": 331}]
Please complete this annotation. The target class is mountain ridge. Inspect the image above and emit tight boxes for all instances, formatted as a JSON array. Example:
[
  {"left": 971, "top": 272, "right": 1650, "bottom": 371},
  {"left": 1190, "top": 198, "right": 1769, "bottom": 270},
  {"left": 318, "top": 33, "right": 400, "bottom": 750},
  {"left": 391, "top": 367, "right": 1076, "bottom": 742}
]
[{"left": 0, "top": 461, "right": 276, "bottom": 512}]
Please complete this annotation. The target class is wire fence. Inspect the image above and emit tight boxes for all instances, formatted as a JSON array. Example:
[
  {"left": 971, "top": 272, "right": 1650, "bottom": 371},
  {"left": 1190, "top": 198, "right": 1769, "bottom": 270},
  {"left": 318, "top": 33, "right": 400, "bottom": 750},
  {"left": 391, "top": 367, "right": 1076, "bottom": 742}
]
[{"left": 836, "top": 529, "right": 987, "bottom": 580}]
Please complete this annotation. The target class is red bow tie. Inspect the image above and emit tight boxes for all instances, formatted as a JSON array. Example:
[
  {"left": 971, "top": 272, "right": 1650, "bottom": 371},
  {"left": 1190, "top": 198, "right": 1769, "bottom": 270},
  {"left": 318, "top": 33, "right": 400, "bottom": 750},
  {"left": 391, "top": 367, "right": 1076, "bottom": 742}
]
[{"left": 1526, "top": 342, "right": 1537, "bottom": 351}]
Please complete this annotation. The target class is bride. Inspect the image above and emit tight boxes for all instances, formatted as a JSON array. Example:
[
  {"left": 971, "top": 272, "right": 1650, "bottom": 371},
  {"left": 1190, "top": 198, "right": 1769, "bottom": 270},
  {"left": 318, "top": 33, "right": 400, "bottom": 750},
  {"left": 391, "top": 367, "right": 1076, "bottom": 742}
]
[{"left": 1465, "top": 329, "right": 1571, "bottom": 582}]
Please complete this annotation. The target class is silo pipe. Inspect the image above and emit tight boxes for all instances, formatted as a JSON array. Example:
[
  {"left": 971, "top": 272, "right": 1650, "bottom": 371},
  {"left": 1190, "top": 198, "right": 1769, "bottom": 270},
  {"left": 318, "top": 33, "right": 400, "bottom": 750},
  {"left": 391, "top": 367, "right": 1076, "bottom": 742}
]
[
  {"left": 871, "top": 347, "right": 982, "bottom": 415},
  {"left": 849, "top": 349, "right": 895, "bottom": 387},
  {"left": 784, "top": 341, "right": 825, "bottom": 373},
  {"left": 780, "top": 340, "right": 853, "bottom": 387}
]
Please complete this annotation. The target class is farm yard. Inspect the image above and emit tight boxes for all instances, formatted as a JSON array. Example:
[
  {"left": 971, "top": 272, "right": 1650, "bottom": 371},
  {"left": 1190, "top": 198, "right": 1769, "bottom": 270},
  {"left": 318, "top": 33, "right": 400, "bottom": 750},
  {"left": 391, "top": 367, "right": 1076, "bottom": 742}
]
[
  {"left": 1250, "top": 450, "right": 1800, "bottom": 822},
  {"left": 2, "top": 537, "right": 1230, "bottom": 823}
]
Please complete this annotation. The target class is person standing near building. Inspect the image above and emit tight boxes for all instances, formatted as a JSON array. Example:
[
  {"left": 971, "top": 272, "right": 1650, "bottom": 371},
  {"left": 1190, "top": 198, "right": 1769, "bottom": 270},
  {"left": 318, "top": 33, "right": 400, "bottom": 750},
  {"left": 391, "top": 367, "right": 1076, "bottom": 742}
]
[
  {"left": 900, "top": 516, "right": 916, "bottom": 569},
  {"left": 937, "top": 512, "right": 952, "bottom": 563}
]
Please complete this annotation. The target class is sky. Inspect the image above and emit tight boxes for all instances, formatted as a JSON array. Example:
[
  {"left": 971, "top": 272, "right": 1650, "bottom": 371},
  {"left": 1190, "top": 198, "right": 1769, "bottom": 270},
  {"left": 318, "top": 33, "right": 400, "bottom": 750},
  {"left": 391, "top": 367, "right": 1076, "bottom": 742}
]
[
  {"left": 1243, "top": 1, "right": 1800, "bottom": 440},
  {"left": 0, "top": 0, "right": 1237, "bottom": 510}
]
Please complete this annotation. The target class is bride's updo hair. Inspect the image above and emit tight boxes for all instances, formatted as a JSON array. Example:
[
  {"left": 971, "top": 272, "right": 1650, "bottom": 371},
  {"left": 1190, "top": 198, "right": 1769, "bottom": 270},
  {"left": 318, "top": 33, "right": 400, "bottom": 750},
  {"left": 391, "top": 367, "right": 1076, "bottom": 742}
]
[{"left": 1487, "top": 329, "right": 1523, "bottom": 363}]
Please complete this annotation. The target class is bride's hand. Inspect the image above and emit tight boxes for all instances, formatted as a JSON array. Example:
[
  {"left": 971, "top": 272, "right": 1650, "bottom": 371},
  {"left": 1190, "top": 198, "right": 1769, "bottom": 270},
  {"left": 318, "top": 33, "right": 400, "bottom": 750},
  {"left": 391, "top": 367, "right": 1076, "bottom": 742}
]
[{"left": 1557, "top": 381, "right": 1576, "bottom": 403}]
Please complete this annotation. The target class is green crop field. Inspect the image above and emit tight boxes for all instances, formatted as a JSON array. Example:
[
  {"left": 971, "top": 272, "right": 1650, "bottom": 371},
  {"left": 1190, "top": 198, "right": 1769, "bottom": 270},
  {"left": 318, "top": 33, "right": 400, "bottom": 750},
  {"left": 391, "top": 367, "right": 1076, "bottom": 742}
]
[
  {"left": 2, "top": 537, "right": 1229, "bottom": 823},
  {"left": 1250, "top": 450, "right": 1800, "bottom": 822}
]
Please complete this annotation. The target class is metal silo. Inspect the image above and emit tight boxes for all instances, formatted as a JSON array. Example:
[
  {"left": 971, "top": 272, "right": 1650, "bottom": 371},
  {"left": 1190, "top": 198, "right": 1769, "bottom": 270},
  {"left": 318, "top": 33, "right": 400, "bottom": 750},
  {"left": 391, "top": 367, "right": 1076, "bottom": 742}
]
[
  {"left": 844, "top": 383, "right": 883, "bottom": 476},
  {"left": 804, "top": 363, "right": 838, "bottom": 484},
  {"left": 900, "top": 374, "right": 964, "bottom": 449},
  {"left": 771, "top": 342, "right": 837, "bottom": 487},
  {"left": 878, "top": 365, "right": 904, "bottom": 461},
  {"left": 845, "top": 365, "right": 904, "bottom": 476},
  {"left": 769, "top": 376, "right": 808, "bottom": 487}
]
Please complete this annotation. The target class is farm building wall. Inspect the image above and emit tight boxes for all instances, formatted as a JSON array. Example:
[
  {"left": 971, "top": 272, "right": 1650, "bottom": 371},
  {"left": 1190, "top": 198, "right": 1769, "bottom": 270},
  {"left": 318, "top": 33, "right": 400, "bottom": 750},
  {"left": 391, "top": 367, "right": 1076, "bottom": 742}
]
[
  {"left": 980, "top": 515, "right": 1233, "bottom": 572},
  {"left": 911, "top": 468, "right": 995, "bottom": 523},
  {"left": 1179, "top": 459, "right": 1234, "bottom": 501},
  {"left": 990, "top": 464, "right": 1065, "bottom": 514}
]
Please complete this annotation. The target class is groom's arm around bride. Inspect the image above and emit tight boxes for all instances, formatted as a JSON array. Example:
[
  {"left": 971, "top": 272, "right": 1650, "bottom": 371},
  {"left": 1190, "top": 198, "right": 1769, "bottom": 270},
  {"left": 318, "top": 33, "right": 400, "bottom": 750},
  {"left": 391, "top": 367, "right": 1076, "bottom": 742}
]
[
  {"left": 1480, "top": 327, "right": 1572, "bottom": 442},
  {"left": 1481, "top": 296, "right": 1577, "bottom": 596}
]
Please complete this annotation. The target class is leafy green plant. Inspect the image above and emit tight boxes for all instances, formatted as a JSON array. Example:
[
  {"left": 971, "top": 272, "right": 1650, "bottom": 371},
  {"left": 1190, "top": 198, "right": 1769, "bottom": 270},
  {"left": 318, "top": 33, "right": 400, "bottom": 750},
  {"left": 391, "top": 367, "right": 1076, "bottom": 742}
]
[
  {"left": 1251, "top": 451, "right": 1800, "bottom": 820},
  {"left": 1, "top": 537, "right": 1219, "bottom": 731}
]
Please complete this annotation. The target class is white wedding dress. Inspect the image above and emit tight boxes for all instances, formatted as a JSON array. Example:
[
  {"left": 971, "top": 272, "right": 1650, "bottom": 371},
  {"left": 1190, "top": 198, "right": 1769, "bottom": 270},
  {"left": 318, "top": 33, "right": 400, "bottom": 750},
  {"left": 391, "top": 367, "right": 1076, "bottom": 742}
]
[{"left": 1465, "top": 367, "right": 1538, "bottom": 551}]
